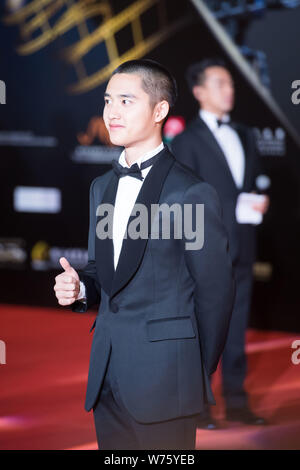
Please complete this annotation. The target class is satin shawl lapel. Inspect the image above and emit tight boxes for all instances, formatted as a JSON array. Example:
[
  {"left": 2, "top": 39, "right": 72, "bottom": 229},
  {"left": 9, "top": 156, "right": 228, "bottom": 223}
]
[
  {"left": 195, "top": 117, "right": 237, "bottom": 191},
  {"left": 95, "top": 171, "right": 118, "bottom": 296},
  {"left": 110, "top": 147, "right": 175, "bottom": 300}
]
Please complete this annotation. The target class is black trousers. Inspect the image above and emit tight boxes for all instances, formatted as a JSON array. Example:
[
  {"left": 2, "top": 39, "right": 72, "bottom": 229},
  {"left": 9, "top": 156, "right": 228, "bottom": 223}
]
[
  {"left": 221, "top": 262, "right": 253, "bottom": 409},
  {"left": 92, "top": 346, "right": 199, "bottom": 450}
]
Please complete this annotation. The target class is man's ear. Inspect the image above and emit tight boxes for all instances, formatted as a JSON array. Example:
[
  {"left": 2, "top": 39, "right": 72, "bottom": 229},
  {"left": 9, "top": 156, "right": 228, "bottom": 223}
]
[{"left": 154, "top": 100, "right": 170, "bottom": 124}]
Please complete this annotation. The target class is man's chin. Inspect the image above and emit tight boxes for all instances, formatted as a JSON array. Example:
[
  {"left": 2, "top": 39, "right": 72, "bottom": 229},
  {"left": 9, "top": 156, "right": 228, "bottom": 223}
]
[{"left": 108, "top": 135, "right": 126, "bottom": 147}]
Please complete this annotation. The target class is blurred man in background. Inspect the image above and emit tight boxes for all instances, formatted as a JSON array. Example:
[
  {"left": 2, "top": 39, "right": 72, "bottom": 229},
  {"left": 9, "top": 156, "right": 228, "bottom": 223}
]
[{"left": 172, "top": 58, "right": 269, "bottom": 429}]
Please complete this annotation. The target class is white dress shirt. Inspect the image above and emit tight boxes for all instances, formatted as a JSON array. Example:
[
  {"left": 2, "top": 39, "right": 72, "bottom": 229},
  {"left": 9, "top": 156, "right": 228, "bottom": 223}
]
[
  {"left": 78, "top": 141, "right": 164, "bottom": 300},
  {"left": 200, "top": 109, "right": 245, "bottom": 189}
]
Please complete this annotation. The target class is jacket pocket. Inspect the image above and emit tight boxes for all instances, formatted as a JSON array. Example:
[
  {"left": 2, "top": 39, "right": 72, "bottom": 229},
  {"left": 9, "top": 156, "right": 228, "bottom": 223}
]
[{"left": 146, "top": 315, "right": 195, "bottom": 342}]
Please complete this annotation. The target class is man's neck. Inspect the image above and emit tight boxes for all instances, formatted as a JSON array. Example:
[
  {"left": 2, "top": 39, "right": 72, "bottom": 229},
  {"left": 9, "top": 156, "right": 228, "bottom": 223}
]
[
  {"left": 124, "top": 137, "right": 163, "bottom": 167},
  {"left": 200, "top": 107, "right": 225, "bottom": 120}
]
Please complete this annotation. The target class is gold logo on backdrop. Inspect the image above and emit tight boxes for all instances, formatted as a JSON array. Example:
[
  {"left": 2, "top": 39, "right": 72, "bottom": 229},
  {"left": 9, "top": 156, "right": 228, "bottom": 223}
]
[
  {"left": 3, "top": 0, "right": 191, "bottom": 94},
  {"left": 31, "top": 241, "right": 50, "bottom": 262},
  {"left": 77, "top": 116, "right": 113, "bottom": 145}
]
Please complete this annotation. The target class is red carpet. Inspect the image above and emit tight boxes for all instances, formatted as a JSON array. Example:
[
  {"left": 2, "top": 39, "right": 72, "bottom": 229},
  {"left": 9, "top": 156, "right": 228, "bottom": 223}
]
[{"left": 0, "top": 304, "right": 299, "bottom": 450}]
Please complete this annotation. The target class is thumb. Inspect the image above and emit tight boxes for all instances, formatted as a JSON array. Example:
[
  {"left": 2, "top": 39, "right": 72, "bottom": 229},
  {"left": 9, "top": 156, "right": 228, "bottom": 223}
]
[{"left": 59, "top": 257, "right": 72, "bottom": 272}]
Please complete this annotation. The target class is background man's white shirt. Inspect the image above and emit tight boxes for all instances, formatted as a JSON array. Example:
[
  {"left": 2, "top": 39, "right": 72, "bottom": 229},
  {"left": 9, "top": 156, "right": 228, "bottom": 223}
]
[{"left": 200, "top": 109, "right": 245, "bottom": 189}]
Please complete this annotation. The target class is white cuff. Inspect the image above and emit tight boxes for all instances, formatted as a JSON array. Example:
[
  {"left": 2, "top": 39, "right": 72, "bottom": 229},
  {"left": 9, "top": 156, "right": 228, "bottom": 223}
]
[{"left": 77, "top": 281, "right": 86, "bottom": 302}]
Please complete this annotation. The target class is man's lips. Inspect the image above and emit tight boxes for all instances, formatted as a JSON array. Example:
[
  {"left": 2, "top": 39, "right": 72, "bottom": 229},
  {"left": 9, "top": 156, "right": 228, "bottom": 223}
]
[{"left": 109, "top": 124, "right": 125, "bottom": 130}]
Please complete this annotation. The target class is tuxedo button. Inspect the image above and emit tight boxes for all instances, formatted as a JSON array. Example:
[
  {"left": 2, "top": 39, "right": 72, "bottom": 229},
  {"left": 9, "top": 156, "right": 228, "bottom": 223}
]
[{"left": 110, "top": 302, "right": 119, "bottom": 313}]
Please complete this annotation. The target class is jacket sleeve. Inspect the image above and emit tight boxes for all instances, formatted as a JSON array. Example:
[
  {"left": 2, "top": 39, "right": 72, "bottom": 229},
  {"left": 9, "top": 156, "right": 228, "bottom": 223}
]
[
  {"left": 72, "top": 178, "right": 101, "bottom": 313},
  {"left": 183, "top": 181, "right": 235, "bottom": 375}
]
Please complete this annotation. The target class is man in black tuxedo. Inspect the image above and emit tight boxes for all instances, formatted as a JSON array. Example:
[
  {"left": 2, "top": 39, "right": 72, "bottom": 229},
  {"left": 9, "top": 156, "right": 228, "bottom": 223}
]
[
  {"left": 172, "top": 58, "right": 269, "bottom": 428},
  {"left": 53, "top": 59, "right": 234, "bottom": 450}
]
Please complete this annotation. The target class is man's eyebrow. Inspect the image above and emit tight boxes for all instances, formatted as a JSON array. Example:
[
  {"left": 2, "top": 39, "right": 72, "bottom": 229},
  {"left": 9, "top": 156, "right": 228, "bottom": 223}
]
[
  {"left": 103, "top": 92, "right": 137, "bottom": 99},
  {"left": 119, "top": 93, "right": 137, "bottom": 99}
]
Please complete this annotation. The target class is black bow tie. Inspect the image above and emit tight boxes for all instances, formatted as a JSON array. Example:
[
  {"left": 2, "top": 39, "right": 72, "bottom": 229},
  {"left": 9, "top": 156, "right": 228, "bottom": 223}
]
[
  {"left": 112, "top": 152, "right": 162, "bottom": 181},
  {"left": 216, "top": 118, "right": 231, "bottom": 128}
]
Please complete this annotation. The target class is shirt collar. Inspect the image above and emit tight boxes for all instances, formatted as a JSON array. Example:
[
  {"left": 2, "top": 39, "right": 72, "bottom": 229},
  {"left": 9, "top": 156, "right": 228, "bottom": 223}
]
[
  {"left": 118, "top": 142, "right": 164, "bottom": 169},
  {"left": 199, "top": 109, "right": 230, "bottom": 132}
]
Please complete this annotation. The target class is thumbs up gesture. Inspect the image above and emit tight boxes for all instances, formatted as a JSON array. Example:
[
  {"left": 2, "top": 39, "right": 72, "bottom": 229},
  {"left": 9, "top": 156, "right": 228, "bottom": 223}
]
[{"left": 54, "top": 257, "right": 80, "bottom": 306}]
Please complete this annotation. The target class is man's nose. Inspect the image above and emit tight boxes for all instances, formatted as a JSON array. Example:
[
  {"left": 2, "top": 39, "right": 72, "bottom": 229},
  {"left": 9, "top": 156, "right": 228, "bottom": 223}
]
[{"left": 107, "top": 102, "right": 121, "bottom": 120}]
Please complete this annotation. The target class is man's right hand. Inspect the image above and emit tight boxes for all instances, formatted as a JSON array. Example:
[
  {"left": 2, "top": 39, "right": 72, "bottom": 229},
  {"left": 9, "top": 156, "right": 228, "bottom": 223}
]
[{"left": 54, "top": 257, "right": 80, "bottom": 306}]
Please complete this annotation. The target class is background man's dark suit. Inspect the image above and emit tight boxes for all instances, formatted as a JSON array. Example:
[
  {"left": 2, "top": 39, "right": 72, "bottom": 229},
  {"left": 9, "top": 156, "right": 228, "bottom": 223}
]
[
  {"left": 72, "top": 147, "right": 234, "bottom": 448},
  {"left": 172, "top": 117, "right": 262, "bottom": 413}
]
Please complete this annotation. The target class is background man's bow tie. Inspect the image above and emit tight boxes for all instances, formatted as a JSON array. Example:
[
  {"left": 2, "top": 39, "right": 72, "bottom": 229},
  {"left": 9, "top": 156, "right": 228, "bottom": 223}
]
[
  {"left": 112, "top": 152, "right": 162, "bottom": 181},
  {"left": 216, "top": 118, "right": 232, "bottom": 128}
]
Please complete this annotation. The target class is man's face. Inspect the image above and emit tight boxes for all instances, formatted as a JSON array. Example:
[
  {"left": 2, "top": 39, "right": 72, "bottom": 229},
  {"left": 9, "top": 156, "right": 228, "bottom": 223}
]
[
  {"left": 193, "top": 66, "right": 235, "bottom": 115},
  {"left": 103, "top": 73, "right": 157, "bottom": 148}
]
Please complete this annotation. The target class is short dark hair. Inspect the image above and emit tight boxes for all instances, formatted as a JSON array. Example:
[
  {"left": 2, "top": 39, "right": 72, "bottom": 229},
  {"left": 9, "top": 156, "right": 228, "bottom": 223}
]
[
  {"left": 112, "top": 59, "right": 178, "bottom": 109},
  {"left": 185, "top": 58, "right": 230, "bottom": 91}
]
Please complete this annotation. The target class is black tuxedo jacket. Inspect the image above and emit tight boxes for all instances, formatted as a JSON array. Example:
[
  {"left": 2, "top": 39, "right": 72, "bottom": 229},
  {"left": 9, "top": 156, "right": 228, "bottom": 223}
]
[
  {"left": 72, "top": 147, "right": 234, "bottom": 423},
  {"left": 172, "top": 116, "right": 262, "bottom": 265}
]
